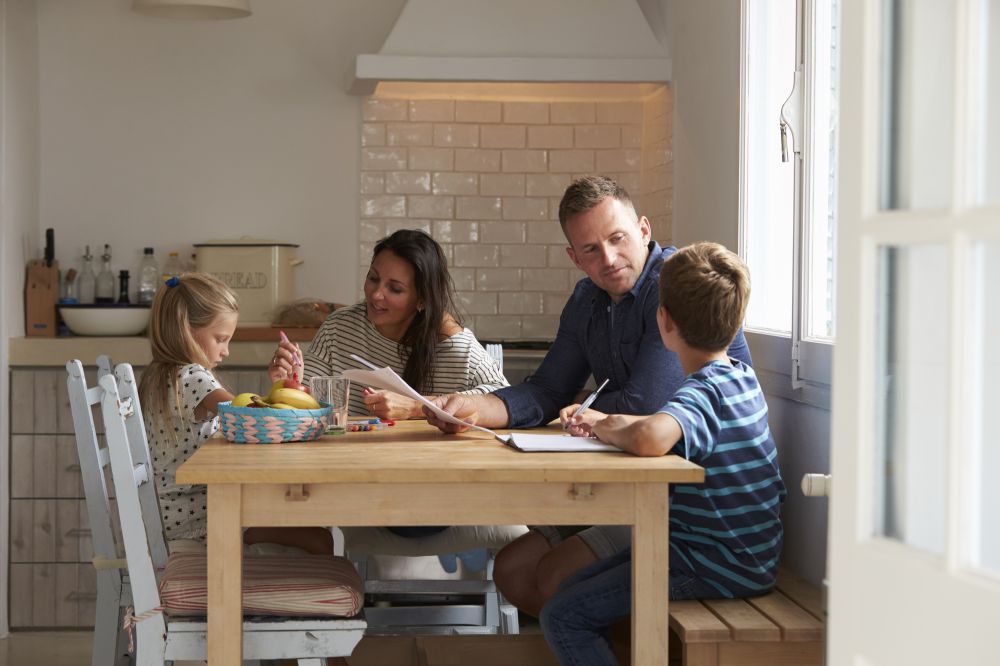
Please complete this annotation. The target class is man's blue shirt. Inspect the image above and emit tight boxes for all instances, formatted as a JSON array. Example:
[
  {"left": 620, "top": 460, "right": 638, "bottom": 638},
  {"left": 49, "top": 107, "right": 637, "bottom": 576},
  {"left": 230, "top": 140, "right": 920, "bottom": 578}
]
[{"left": 495, "top": 242, "right": 753, "bottom": 428}]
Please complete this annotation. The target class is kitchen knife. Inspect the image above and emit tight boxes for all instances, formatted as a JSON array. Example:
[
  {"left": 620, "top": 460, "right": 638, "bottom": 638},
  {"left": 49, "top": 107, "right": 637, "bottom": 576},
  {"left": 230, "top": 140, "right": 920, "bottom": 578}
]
[{"left": 44, "top": 228, "right": 54, "bottom": 267}]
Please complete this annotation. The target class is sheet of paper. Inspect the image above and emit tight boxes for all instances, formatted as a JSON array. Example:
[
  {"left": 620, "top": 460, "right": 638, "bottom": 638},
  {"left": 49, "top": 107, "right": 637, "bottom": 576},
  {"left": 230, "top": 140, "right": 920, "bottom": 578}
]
[
  {"left": 340, "top": 365, "right": 507, "bottom": 441},
  {"left": 506, "top": 432, "right": 621, "bottom": 453}
]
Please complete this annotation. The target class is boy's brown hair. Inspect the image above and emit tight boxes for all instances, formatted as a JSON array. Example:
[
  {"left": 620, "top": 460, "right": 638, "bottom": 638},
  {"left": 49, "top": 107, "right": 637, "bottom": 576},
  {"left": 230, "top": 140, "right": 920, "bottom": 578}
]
[
  {"left": 659, "top": 242, "right": 750, "bottom": 352},
  {"left": 558, "top": 175, "right": 637, "bottom": 236}
]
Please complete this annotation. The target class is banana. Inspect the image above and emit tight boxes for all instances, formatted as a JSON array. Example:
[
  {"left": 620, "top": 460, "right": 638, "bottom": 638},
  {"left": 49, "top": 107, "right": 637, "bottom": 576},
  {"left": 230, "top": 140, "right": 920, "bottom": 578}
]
[
  {"left": 231, "top": 392, "right": 261, "bottom": 407},
  {"left": 267, "top": 402, "right": 296, "bottom": 410},
  {"left": 267, "top": 387, "right": 321, "bottom": 410}
]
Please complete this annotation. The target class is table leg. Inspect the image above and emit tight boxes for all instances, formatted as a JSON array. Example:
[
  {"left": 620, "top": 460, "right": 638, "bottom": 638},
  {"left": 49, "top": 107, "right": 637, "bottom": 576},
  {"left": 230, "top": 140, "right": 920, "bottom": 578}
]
[
  {"left": 208, "top": 484, "right": 243, "bottom": 665},
  {"left": 632, "top": 483, "right": 670, "bottom": 665}
]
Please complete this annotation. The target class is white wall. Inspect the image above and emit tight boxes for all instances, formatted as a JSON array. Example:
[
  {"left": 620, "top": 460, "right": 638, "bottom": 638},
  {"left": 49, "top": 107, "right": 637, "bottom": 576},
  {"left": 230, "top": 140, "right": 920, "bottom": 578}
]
[
  {"left": 669, "top": 0, "right": 831, "bottom": 586},
  {"left": 32, "top": 0, "right": 402, "bottom": 306}
]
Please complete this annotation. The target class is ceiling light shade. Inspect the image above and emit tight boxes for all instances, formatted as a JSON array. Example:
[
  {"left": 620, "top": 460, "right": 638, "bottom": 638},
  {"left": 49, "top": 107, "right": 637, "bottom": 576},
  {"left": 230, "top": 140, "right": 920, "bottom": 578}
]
[{"left": 132, "top": 0, "right": 251, "bottom": 20}]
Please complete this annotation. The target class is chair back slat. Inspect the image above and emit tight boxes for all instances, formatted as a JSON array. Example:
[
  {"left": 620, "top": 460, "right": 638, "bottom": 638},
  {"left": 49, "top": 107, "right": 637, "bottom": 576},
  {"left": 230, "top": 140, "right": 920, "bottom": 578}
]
[
  {"left": 65, "top": 359, "right": 119, "bottom": 562},
  {"left": 114, "top": 363, "right": 169, "bottom": 568},
  {"left": 99, "top": 372, "right": 167, "bottom": 634}
]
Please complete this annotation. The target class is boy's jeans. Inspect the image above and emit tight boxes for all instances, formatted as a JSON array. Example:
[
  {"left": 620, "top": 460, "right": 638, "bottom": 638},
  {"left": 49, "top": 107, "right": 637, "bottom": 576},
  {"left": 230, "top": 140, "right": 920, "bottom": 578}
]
[{"left": 540, "top": 548, "right": 720, "bottom": 666}]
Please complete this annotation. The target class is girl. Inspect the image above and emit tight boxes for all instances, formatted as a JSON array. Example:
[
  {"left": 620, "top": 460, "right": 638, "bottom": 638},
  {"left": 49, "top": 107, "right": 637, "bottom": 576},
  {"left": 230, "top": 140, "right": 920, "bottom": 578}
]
[
  {"left": 268, "top": 229, "right": 508, "bottom": 420},
  {"left": 139, "top": 272, "right": 332, "bottom": 554}
]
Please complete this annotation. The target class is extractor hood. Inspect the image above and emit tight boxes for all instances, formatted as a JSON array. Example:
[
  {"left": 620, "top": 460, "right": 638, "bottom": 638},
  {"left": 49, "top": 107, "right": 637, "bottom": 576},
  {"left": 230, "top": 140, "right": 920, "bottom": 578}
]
[{"left": 347, "top": 0, "right": 671, "bottom": 94}]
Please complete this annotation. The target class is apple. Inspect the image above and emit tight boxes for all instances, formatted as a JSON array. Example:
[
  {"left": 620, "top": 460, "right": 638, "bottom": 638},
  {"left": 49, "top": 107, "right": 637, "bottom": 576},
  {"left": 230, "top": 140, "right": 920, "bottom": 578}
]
[{"left": 284, "top": 372, "right": 304, "bottom": 391}]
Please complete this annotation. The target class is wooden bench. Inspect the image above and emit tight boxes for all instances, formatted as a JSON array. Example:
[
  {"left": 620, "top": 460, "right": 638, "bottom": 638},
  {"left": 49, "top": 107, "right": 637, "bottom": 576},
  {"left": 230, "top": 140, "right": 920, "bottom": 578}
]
[{"left": 667, "top": 569, "right": 825, "bottom": 666}]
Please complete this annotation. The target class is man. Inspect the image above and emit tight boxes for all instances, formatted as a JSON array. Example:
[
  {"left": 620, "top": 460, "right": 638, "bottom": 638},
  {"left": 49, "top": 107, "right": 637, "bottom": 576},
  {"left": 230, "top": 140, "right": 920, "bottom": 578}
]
[{"left": 428, "top": 175, "right": 753, "bottom": 617}]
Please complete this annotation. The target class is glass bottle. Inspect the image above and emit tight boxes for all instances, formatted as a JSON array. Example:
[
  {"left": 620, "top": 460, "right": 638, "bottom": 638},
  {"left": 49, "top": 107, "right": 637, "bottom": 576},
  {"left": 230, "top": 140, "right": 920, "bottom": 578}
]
[
  {"left": 161, "top": 251, "right": 183, "bottom": 282},
  {"left": 78, "top": 246, "right": 96, "bottom": 304},
  {"left": 118, "top": 270, "right": 131, "bottom": 304},
  {"left": 138, "top": 247, "right": 159, "bottom": 305},
  {"left": 95, "top": 244, "right": 115, "bottom": 303}
]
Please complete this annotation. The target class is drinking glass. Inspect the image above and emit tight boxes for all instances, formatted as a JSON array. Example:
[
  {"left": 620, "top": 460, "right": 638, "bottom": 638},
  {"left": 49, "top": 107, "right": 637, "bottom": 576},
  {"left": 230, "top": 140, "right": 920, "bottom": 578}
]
[{"left": 310, "top": 375, "right": 350, "bottom": 435}]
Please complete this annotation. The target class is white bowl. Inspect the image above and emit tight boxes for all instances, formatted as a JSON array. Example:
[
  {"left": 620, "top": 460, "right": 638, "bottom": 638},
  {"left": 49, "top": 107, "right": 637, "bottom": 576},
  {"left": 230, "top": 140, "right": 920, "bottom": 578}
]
[{"left": 59, "top": 305, "right": 151, "bottom": 336}]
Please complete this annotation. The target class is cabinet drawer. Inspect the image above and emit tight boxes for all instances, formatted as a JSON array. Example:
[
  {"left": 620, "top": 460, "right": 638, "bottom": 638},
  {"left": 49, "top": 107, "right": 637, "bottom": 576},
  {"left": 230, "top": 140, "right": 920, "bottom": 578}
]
[
  {"left": 9, "top": 563, "right": 96, "bottom": 628},
  {"left": 11, "top": 499, "right": 93, "bottom": 563}
]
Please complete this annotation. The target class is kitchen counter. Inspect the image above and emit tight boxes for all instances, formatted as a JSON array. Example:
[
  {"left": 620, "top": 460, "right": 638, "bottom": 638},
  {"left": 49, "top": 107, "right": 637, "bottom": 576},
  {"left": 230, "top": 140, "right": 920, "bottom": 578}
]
[{"left": 8, "top": 336, "right": 282, "bottom": 367}]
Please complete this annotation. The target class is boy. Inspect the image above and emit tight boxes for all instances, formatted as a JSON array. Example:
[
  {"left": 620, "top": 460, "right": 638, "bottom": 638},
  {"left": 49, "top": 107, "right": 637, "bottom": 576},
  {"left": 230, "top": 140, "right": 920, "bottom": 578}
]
[{"left": 543, "top": 242, "right": 786, "bottom": 665}]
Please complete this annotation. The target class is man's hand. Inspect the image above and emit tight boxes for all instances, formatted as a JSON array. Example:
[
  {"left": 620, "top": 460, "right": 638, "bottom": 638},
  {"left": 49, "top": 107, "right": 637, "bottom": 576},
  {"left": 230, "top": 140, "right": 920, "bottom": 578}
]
[
  {"left": 424, "top": 394, "right": 480, "bottom": 433},
  {"left": 559, "top": 403, "right": 607, "bottom": 437},
  {"left": 362, "top": 389, "right": 420, "bottom": 420}
]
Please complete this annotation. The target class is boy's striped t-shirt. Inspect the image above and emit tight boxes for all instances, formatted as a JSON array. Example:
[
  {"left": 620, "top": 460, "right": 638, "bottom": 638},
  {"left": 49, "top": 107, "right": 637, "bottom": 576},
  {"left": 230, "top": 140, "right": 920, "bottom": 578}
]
[{"left": 658, "top": 359, "right": 786, "bottom": 597}]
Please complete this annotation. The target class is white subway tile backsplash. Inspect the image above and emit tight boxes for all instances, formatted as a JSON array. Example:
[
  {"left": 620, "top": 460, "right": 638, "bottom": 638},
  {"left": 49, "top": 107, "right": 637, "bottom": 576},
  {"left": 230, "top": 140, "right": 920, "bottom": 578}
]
[
  {"left": 361, "top": 173, "right": 385, "bottom": 194},
  {"left": 449, "top": 267, "right": 477, "bottom": 291},
  {"left": 387, "top": 123, "right": 433, "bottom": 146},
  {"left": 526, "top": 173, "right": 572, "bottom": 197},
  {"left": 527, "top": 125, "right": 574, "bottom": 149},
  {"left": 548, "top": 149, "right": 594, "bottom": 172},
  {"left": 456, "top": 196, "right": 503, "bottom": 220},
  {"left": 480, "top": 174, "right": 526, "bottom": 197},
  {"left": 501, "top": 149, "right": 547, "bottom": 173},
  {"left": 499, "top": 292, "right": 544, "bottom": 315},
  {"left": 359, "top": 219, "right": 387, "bottom": 242},
  {"left": 480, "top": 220, "right": 526, "bottom": 244},
  {"left": 550, "top": 102, "right": 595, "bottom": 124},
  {"left": 408, "top": 147, "right": 454, "bottom": 171},
  {"left": 433, "top": 220, "right": 479, "bottom": 243},
  {"left": 521, "top": 315, "right": 560, "bottom": 340},
  {"left": 432, "top": 172, "right": 479, "bottom": 195},
  {"left": 596, "top": 101, "right": 643, "bottom": 124},
  {"left": 456, "top": 100, "right": 502, "bottom": 123},
  {"left": 453, "top": 243, "right": 500, "bottom": 267},
  {"left": 543, "top": 292, "right": 569, "bottom": 315},
  {"left": 385, "top": 219, "right": 432, "bottom": 235},
  {"left": 408, "top": 195, "right": 455, "bottom": 219},
  {"left": 361, "top": 195, "right": 406, "bottom": 218},
  {"left": 409, "top": 99, "right": 455, "bottom": 122},
  {"left": 596, "top": 149, "right": 642, "bottom": 173},
  {"left": 526, "top": 220, "right": 568, "bottom": 245},
  {"left": 362, "top": 147, "right": 408, "bottom": 171},
  {"left": 363, "top": 99, "right": 407, "bottom": 121},
  {"left": 477, "top": 268, "right": 522, "bottom": 291},
  {"left": 621, "top": 125, "right": 643, "bottom": 147},
  {"left": 434, "top": 123, "right": 480, "bottom": 148},
  {"left": 385, "top": 171, "right": 432, "bottom": 194},
  {"left": 481, "top": 125, "right": 526, "bottom": 149},
  {"left": 575, "top": 125, "right": 621, "bottom": 149},
  {"left": 362, "top": 123, "right": 386, "bottom": 146},
  {"left": 455, "top": 148, "right": 501, "bottom": 172},
  {"left": 503, "top": 102, "right": 549, "bottom": 124},
  {"left": 457, "top": 291, "right": 498, "bottom": 315},
  {"left": 502, "top": 197, "right": 548, "bottom": 221},
  {"left": 500, "top": 244, "right": 547, "bottom": 267},
  {"left": 473, "top": 315, "right": 521, "bottom": 340},
  {"left": 547, "top": 245, "right": 577, "bottom": 269},
  {"left": 522, "top": 268, "right": 570, "bottom": 292}
]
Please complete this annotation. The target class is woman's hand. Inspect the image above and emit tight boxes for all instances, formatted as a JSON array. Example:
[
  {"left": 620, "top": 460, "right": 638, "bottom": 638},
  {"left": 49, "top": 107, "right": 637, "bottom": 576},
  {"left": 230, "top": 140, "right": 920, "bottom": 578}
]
[
  {"left": 559, "top": 403, "right": 607, "bottom": 437},
  {"left": 268, "top": 340, "right": 304, "bottom": 383},
  {"left": 363, "top": 389, "right": 421, "bottom": 420}
]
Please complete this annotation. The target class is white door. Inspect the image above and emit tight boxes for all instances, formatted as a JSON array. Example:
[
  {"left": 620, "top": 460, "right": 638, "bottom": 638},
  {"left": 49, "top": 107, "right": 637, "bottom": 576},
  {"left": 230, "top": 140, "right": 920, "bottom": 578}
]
[{"left": 830, "top": 1, "right": 1000, "bottom": 665}]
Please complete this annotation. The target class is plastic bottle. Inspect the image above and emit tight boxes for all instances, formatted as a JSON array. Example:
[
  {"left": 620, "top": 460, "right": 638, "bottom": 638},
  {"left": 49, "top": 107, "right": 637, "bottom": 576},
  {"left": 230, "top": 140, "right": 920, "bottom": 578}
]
[
  {"left": 78, "top": 247, "right": 96, "bottom": 304},
  {"left": 118, "top": 270, "right": 131, "bottom": 304},
  {"left": 161, "top": 251, "right": 183, "bottom": 283},
  {"left": 96, "top": 245, "right": 115, "bottom": 304},
  {"left": 137, "top": 247, "right": 159, "bottom": 305}
]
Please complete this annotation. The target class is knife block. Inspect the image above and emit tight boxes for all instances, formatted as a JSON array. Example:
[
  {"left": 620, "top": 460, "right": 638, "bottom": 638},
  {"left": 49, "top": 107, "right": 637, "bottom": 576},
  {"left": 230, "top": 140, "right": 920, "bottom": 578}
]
[{"left": 25, "top": 259, "right": 59, "bottom": 337}]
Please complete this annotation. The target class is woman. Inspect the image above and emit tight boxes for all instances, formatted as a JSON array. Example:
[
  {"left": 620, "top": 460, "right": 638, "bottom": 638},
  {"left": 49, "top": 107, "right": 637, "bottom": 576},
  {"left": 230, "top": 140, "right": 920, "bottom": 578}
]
[{"left": 269, "top": 229, "right": 508, "bottom": 420}]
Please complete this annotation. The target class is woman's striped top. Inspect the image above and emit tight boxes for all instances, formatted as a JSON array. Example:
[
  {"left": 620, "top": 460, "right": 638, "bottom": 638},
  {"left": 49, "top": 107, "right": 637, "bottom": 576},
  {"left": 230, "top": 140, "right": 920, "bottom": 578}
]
[
  {"left": 303, "top": 302, "right": 509, "bottom": 417},
  {"left": 658, "top": 359, "right": 787, "bottom": 598}
]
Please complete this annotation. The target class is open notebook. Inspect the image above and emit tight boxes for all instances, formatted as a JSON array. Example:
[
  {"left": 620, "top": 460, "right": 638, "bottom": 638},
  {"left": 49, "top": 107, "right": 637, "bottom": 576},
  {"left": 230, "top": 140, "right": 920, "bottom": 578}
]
[{"left": 341, "top": 360, "right": 622, "bottom": 453}]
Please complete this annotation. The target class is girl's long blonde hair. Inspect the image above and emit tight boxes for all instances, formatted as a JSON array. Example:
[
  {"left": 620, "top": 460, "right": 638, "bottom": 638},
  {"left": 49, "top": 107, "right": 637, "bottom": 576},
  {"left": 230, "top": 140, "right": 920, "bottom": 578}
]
[{"left": 139, "top": 272, "right": 239, "bottom": 420}]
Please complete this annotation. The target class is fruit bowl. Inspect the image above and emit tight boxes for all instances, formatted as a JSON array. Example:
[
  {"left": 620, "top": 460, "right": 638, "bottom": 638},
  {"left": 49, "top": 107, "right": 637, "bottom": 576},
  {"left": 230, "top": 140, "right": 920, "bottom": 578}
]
[
  {"left": 59, "top": 304, "right": 151, "bottom": 336},
  {"left": 217, "top": 400, "right": 332, "bottom": 444}
]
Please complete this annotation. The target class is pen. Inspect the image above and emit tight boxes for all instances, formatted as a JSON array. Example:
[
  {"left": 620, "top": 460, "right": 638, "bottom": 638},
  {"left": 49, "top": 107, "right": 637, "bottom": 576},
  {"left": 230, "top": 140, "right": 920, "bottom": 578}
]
[
  {"left": 567, "top": 378, "right": 610, "bottom": 427},
  {"left": 350, "top": 353, "right": 381, "bottom": 371},
  {"left": 278, "top": 330, "right": 300, "bottom": 366}
]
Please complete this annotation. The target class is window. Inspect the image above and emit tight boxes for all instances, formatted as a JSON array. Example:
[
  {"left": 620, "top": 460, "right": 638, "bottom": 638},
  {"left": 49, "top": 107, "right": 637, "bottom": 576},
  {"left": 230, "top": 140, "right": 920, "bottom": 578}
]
[{"left": 740, "top": 0, "right": 839, "bottom": 390}]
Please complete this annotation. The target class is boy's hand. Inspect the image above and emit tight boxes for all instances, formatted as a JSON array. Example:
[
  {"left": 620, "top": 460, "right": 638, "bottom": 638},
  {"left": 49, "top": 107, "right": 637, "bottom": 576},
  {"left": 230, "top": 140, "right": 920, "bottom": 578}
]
[
  {"left": 592, "top": 414, "right": 633, "bottom": 444},
  {"left": 559, "top": 403, "right": 607, "bottom": 436}
]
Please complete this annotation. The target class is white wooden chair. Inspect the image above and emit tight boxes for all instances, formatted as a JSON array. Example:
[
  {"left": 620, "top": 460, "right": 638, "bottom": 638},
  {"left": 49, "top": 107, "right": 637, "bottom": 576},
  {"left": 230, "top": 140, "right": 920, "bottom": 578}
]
[
  {"left": 485, "top": 343, "right": 504, "bottom": 376},
  {"left": 98, "top": 363, "right": 366, "bottom": 664},
  {"left": 66, "top": 356, "right": 134, "bottom": 666}
]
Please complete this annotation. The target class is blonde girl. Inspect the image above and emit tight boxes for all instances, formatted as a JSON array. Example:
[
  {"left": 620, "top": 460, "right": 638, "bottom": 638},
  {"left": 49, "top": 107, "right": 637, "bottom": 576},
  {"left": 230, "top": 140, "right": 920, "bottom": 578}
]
[{"left": 139, "top": 272, "right": 332, "bottom": 555}]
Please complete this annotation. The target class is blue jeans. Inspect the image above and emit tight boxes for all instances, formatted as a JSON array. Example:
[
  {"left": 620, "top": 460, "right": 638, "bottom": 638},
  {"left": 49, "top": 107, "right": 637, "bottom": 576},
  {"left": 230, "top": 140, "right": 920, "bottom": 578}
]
[{"left": 539, "top": 548, "right": 722, "bottom": 666}]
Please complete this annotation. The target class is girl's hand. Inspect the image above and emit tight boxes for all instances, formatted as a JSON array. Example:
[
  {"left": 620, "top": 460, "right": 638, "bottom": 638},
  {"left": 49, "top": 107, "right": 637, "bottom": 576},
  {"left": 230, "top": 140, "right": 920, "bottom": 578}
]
[
  {"left": 268, "top": 340, "right": 303, "bottom": 383},
  {"left": 362, "top": 389, "right": 421, "bottom": 420},
  {"left": 559, "top": 403, "right": 607, "bottom": 436}
]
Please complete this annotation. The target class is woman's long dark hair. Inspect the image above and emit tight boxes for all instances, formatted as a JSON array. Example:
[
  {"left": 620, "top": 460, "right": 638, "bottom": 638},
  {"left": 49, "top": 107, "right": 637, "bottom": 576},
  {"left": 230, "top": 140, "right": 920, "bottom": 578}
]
[{"left": 372, "top": 229, "right": 459, "bottom": 394}]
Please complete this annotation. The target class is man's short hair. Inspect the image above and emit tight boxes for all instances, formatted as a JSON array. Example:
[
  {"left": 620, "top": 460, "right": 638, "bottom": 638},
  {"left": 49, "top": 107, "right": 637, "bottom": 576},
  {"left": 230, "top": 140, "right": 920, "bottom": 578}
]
[
  {"left": 659, "top": 242, "right": 750, "bottom": 353},
  {"left": 558, "top": 175, "right": 637, "bottom": 235}
]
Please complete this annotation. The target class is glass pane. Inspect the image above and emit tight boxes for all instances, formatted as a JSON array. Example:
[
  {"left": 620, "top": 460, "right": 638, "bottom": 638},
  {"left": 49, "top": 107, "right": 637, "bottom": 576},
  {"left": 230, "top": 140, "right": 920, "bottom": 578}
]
[
  {"left": 806, "top": 0, "right": 839, "bottom": 340},
  {"left": 983, "top": 1, "right": 1000, "bottom": 203},
  {"left": 975, "top": 241, "right": 1000, "bottom": 573},
  {"left": 873, "top": 244, "right": 948, "bottom": 555},
  {"left": 880, "top": 0, "right": 956, "bottom": 210},
  {"left": 743, "top": 0, "right": 795, "bottom": 333}
]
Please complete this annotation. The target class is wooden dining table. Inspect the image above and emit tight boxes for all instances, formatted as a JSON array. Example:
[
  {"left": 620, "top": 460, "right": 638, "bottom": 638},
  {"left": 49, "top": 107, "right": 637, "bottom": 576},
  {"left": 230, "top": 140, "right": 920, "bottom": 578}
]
[{"left": 176, "top": 421, "right": 704, "bottom": 665}]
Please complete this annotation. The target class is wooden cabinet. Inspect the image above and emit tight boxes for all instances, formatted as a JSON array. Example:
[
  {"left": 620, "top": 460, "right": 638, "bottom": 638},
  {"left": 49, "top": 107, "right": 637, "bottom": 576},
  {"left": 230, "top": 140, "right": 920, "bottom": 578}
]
[{"left": 8, "top": 365, "right": 272, "bottom": 628}]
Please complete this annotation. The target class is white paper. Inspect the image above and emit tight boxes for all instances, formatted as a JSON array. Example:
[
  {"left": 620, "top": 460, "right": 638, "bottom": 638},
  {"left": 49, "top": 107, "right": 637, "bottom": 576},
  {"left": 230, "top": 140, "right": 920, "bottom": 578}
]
[
  {"left": 340, "top": 365, "right": 507, "bottom": 441},
  {"left": 506, "top": 432, "right": 621, "bottom": 453}
]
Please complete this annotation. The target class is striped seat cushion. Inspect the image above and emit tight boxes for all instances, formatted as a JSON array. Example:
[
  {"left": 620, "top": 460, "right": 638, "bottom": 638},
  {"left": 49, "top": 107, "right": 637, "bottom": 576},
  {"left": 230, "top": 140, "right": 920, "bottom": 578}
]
[{"left": 159, "top": 552, "right": 364, "bottom": 617}]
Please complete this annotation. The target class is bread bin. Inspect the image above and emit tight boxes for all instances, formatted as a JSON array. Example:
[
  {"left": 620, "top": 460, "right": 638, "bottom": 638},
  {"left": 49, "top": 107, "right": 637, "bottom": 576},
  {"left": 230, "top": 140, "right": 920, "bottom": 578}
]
[{"left": 194, "top": 238, "right": 302, "bottom": 326}]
